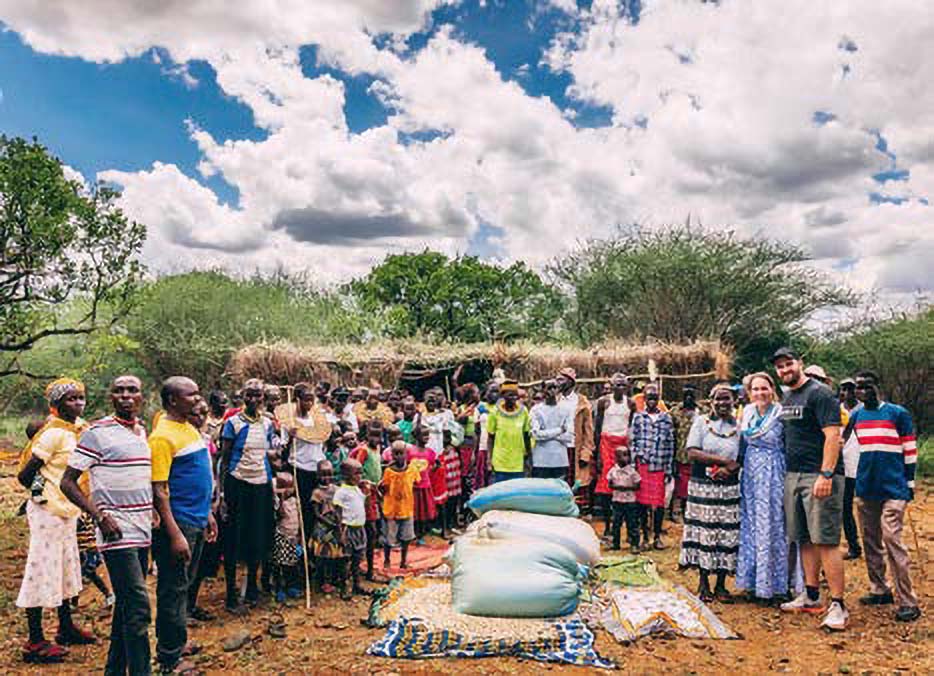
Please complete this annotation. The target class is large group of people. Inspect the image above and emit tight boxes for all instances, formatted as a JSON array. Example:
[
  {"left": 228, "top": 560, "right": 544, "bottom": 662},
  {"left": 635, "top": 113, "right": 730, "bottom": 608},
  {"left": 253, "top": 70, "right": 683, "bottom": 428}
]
[{"left": 11, "top": 346, "right": 922, "bottom": 673}]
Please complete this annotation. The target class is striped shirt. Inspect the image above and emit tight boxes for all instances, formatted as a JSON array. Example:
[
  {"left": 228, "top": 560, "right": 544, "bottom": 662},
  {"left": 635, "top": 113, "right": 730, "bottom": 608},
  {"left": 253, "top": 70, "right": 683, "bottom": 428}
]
[
  {"left": 70, "top": 417, "right": 152, "bottom": 551},
  {"left": 851, "top": 402, "right": 917, "bottom": 501}
]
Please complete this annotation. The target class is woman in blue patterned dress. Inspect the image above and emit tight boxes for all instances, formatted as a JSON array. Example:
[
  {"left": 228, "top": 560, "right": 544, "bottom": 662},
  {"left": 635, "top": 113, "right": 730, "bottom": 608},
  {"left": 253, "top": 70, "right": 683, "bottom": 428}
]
[{"left": 736, "top": 372, "right": 788, "bottom": 603}]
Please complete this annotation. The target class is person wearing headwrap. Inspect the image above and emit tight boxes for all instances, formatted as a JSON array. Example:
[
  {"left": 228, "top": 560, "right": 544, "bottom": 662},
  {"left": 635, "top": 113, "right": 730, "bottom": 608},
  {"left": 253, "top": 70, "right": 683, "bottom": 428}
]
[
  {"left": 678, "top": 383, "right": 741, "bottom": 603},
  {"left": 555, "top": 367, "right": 594, "bottom": 491},
  {"left": 16, "top": 378, "right": 95, "bottom": 664}
]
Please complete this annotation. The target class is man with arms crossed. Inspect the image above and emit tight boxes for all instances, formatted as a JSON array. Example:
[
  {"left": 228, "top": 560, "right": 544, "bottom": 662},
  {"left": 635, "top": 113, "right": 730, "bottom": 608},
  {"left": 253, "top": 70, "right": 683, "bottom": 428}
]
[{"left": 773, "top": 348, "right": 847, "bottom": 631}]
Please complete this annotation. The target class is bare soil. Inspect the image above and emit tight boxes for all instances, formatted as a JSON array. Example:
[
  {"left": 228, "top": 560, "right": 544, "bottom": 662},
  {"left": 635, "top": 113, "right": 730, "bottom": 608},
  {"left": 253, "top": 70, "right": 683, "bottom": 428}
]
[{"left": 0, "top": 455, "right": 929, "bottom": 674}]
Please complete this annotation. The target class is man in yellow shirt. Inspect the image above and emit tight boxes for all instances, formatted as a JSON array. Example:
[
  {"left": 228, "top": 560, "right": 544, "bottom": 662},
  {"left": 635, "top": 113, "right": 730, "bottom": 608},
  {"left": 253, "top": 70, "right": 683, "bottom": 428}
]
[{"left": 150, "top": 377, "right": 217, "bottom": 674}]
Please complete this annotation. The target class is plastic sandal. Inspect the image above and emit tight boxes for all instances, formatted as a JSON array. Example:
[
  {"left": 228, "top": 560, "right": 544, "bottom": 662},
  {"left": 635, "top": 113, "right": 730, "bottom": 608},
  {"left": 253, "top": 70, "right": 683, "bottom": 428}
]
[
  {"left": 23, "top": 640, "right": 68, "bottom": 664},
  {"left": 55, "top": 625, "right": 97, "bottom": 645}
]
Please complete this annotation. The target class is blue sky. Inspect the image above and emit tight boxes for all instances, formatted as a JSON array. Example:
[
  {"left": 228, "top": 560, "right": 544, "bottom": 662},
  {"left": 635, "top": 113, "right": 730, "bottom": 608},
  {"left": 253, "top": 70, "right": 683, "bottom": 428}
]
[
  {"left": 0, "top": 0, "right": 930, "bottom": 292},
  {"left": 1, "top": 1, "right": 613, "bottom": 209}
]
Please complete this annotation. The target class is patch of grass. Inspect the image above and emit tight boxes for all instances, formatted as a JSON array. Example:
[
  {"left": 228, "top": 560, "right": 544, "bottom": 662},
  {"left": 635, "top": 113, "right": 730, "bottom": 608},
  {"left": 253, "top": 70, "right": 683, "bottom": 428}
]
[
  {"left": 917, "top": 436, "right": 934, "bottom": 478},
  {"left": 0, "top": 414, "right": 31, "bottom": 452}
]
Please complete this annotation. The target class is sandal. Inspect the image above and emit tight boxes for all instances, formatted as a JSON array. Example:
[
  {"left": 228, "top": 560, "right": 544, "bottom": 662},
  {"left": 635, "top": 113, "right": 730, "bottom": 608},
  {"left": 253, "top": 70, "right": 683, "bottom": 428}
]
[
  {"left": 267, "top": 613, "right": 287, "bottom": 639},
  {"left": 697, "top": 587, "right": 714, "bottom": 603},
  {"left": 181, "top": 642, "right": 203, "bottom": 657},
  {"left": 189, "top": 606, "right": 216, "bottom": 622},
  {"left": 23, "top": 640, "right": 68, "bottom": 664},
  {"left": 159, "top": 658, "right": 199, "bottom": 675},
  {"left": 714, "top": 588, "right": 734, "bottom": 604},
  {"left": 55, "top": 625, "right": 98, "bottom": 645}
]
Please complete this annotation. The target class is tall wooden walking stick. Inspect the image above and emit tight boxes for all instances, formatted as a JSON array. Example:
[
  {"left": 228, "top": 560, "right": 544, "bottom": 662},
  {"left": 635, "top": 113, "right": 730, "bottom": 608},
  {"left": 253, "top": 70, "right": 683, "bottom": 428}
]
[{"left": 286, "top": 386, "right": 313, "bottom": 610}]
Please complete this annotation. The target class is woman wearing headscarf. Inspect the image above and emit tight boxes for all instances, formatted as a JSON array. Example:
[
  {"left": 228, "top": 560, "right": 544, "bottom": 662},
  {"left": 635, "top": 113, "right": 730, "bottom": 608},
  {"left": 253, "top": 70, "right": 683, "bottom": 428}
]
[
  {"left": 16, "top": 378, "right": 96, "bottom": 664},
  {"left": 679, "top": 383, "right": 741, "bottom": 602},
  {"left": 736, "top": 372, "right": 789, "bottom": 603}
]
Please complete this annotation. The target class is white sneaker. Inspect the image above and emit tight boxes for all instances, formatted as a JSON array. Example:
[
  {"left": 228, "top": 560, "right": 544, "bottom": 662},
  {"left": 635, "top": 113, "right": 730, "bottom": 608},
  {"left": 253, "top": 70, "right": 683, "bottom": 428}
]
[
  {"left": 820, "top": 601, "right": 849, "bottom": 631},
  {"left": 780, "top": 591, "right": 824, "bottom": 613}
]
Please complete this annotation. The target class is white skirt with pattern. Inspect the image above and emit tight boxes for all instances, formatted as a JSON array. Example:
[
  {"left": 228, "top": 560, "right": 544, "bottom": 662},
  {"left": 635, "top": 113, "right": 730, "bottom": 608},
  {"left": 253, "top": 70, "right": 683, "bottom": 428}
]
[{"left": 16, "top": 501, "right": 82, "bottom": 608}]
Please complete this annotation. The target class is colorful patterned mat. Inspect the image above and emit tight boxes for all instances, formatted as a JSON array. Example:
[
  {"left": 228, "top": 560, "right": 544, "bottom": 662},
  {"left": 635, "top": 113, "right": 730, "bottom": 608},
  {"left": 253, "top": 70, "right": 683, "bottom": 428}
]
[{"left": 366, "top": 577, "right": 614, "bottom": 668}]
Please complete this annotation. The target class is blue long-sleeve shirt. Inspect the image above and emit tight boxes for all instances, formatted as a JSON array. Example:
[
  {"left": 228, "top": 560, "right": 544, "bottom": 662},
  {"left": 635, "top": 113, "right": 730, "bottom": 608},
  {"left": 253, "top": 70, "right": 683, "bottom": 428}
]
[{"left": 849, "top": 402, "right": 917, "bottom": 501}]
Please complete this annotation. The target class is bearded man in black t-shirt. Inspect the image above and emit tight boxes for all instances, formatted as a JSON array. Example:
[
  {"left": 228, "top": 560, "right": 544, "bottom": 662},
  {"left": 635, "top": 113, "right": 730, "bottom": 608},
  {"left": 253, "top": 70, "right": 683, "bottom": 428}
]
[{"left": 772, "top": 348, "right": 847, "bottom": 631}]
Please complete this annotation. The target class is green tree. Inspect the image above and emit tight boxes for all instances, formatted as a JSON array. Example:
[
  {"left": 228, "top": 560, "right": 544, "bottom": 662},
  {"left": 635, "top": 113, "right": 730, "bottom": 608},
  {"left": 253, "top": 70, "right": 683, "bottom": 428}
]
[
  {"left": 349, "top": 251, "right": 562, "bottom": 341},
  {"left": 0, "top": 136, "right": 145, "bottom": 376},
  {"left": 548, "top": 226, "right": 855, "bottom": 369}
]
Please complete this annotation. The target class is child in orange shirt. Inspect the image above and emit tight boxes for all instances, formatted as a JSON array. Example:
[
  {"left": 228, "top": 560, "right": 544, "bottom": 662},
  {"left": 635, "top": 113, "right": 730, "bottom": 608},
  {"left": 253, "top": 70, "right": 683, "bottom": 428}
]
[{"left": 379, "top": 441, "right": 427, "bottom": 569}]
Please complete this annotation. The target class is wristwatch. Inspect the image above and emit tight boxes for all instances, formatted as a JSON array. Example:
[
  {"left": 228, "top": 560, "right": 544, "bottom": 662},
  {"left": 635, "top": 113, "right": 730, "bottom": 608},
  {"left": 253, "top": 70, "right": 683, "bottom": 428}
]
[{"left": 820, "top": 470, "right": 834, "bottom": 479}]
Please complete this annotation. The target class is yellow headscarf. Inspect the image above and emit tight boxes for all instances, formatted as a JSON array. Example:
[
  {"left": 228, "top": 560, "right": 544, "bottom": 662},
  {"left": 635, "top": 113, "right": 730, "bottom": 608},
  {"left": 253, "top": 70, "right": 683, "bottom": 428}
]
[{"left": 17, "top": 378, "right": 88, "bottom": 477}]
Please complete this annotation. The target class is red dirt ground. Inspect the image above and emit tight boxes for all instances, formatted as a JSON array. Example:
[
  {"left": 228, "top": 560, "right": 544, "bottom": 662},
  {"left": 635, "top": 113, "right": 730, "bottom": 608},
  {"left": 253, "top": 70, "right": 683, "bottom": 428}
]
[{"left": 0, "top": 458, "right": 929, "bottom": 674}]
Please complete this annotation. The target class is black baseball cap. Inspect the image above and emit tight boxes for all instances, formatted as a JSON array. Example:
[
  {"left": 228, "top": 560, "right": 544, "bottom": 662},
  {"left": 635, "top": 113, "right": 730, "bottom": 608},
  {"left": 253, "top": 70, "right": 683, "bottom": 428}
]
[{"left": 771, "top": 347, "right": 799, "bottom": 363}]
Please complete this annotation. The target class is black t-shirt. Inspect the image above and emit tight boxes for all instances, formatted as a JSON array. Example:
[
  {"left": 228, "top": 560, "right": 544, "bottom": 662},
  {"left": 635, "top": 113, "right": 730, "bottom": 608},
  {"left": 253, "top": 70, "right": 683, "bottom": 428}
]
[{"left": 780, "top": 378, "right": 842, "bottom": 473}]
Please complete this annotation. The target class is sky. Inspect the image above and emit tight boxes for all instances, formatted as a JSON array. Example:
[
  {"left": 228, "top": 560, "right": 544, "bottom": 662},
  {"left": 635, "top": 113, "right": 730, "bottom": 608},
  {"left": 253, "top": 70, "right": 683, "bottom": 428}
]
[{"left": 0, "top": 0, "right": 932, "bottom": 296}]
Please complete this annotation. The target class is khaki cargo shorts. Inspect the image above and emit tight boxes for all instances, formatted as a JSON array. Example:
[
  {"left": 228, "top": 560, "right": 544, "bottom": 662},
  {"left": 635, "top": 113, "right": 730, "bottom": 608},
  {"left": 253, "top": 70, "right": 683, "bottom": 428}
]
[{"left": 784, "top": 471, "right": 844, "bottom": 546}]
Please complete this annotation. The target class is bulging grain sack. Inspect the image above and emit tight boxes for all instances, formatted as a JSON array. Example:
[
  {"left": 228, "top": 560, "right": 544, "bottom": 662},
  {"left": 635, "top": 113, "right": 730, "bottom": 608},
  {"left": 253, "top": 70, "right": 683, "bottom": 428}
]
[
  {"left": 466, "top": 478, "right": 579, "bottom": 517},
  {"left": 450, "top": 537, "right": 585, "bottom": 618},
  {"left": 466, "top": 510, "right": 600, "bottom": 565}
]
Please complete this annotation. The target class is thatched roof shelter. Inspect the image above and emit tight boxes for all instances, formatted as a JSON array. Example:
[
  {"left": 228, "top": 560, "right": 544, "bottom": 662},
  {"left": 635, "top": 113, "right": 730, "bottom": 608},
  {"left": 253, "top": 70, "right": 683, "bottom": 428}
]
[{"left": 228, "top": 340, "right": 732, "bottom": 400}]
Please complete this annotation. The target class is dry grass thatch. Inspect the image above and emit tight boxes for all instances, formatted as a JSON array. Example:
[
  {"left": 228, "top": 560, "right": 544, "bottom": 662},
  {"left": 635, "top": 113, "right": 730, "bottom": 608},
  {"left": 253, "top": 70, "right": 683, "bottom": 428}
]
[{"left": 227, "top": 340, "right": 732, "bottom": 398}]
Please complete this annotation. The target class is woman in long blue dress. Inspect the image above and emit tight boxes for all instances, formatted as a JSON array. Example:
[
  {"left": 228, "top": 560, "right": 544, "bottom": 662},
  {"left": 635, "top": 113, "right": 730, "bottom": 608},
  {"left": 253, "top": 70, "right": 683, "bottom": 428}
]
[{"left": 736, "top": 372, "right": 788, "bottom": 602}]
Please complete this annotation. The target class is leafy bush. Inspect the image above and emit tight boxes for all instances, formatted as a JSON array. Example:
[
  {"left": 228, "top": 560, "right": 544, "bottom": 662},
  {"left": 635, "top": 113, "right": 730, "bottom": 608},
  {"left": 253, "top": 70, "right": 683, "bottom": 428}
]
[
  {"left": 917, "top": 437, "right": 933, "bottom": 479},
  {"left": 811, "top": 306, "right": 933, "bottom": 433},
  {"left": 125, "top": 270, "right": 377, "bottom": 388}
]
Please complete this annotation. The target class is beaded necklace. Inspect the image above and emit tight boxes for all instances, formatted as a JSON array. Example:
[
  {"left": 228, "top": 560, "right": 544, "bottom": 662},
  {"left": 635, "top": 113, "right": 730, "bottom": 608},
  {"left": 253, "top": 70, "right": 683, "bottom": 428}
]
[{"left": 705, "top": 414, "right": 737, "bottom": 439}]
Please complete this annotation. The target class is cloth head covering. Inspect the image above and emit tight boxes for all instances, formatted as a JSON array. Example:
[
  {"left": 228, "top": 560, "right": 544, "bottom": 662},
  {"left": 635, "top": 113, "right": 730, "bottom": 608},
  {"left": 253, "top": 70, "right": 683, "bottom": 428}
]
[
  {"left": 609, "top": 372, "right": 628, "bottom": 385},
  {"left": 242, "top": 378, "right": 264, "bottom": 391},
  {"left": 45, "top": 378, "right": 85, "bottom": 413},
  {"left": 558, "top": 367, "right": 577, "bottom": 383},
  {"left": 500, "top": 380, "right": 519, "bottom": 393},
  {"left": 708, "top": 382, "right": 734, "bottom": 400}
]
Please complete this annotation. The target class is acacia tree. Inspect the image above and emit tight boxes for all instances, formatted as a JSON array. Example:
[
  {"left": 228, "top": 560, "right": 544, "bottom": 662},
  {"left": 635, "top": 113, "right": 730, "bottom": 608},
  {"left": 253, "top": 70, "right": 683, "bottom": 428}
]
[
  {"left": 0, "top": 136, "right": 145, "bottom": 377},
  {"left": 349, "top": 250, "right": 562, "bottom": 342},
  {"left": 548, "top": 226, "right": 855, "bottom": 369}
]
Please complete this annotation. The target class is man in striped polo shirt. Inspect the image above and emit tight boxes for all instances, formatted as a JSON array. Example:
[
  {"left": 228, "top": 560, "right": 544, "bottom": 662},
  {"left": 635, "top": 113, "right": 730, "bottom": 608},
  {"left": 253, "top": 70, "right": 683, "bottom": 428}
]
[
  {"left": 62, "top": 375, "right": 153, "bottom": 675},
  {"left": 849, "top": 370, "right": 921, "bottom": 623}
]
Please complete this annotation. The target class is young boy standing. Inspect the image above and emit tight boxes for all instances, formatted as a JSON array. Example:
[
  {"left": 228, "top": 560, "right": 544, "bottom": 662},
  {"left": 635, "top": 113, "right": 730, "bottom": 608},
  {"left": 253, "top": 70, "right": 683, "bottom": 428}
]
[
  {"left": 380, "top": 442, "right": 428, "bottom": 570},
  {"left": 607, "top": 446, "right": 642, "bottom": 553},
  {"left": 333, "top": 459, "right": 367, "bottom": 599}
]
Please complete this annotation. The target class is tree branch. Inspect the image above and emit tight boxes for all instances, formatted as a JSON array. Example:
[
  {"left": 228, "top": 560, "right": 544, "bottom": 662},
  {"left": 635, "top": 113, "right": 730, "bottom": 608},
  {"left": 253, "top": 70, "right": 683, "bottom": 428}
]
[{"left": 0, "top": 326, "right": 95, "bottom": 352}]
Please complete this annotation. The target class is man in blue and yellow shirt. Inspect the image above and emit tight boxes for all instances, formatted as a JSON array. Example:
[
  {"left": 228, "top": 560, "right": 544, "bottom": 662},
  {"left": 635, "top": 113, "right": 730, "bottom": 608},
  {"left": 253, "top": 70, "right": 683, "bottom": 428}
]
[{"left": 150, "top": 376, "right": 216, "bottom": 674}]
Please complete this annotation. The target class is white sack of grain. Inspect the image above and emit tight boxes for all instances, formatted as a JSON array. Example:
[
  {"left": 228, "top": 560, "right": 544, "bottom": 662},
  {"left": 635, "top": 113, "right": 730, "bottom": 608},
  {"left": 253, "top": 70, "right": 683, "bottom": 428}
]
[{"left": 464, "top": 510, "right": 600, "bottom": 565}]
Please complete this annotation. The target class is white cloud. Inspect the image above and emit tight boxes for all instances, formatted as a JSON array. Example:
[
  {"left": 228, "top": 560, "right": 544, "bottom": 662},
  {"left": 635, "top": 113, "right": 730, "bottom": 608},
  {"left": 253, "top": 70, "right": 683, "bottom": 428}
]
[{"left": 1, "top": 0, "right": 931, "bottom": 293}]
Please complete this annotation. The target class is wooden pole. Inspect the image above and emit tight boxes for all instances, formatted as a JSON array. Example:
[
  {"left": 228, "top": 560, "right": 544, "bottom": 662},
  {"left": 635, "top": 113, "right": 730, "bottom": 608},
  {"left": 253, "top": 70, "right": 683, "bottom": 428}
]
[
  {"left": 519, "top": 369, "right": 718, "bottom": 388},
  {"left": 287, "top": 387, "right": 313, "bottom": 610}
]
